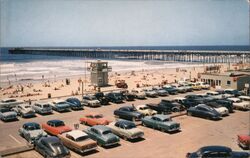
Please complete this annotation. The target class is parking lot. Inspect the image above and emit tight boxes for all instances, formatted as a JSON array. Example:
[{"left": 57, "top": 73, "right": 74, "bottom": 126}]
[{"left": 0, "top": 90, "right": 249, "bottom": 158}]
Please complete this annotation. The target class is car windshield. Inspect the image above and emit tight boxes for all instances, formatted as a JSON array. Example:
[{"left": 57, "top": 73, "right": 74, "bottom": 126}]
[
  {"left": 162, "top": 118, "right": 171, "bottom": 122},
  {"left": 76, "top": 135, "right": 89, "bottom": 141},
  {"left": 0, "top": 109, "right": 10, "bottom": 113},
  {"left": 43, "top": 104, "right": 50, "bottom": 108},
  {"left": 58, "top": 102, "right": 67, "bottom": 104},
  {"left": 114, "top": 93, "right": 122, "bottom": 97},
  {"left": 4, "top": 99, "right": 17, "bottom": 103},
  {"left": 89, "top": 96, "right": 97, "bottom": 100},
  {"left": 27, "top": 124, "right": 41, "bottom": 130},
  {"left": 141, "top": 107, "right": 149, "bottom": 110},
  {"left": 103, "top": 130, "right": 112, "bottom": 135},
  {"left": 54, "top": 121, "right": 65, "bottom": 127},
  {"left": 94, "top": 114, "right": 103, "bottom": 118},
  {"left": 51, "top": 142, "right": 62, "bottom": 147},
  {"left": 235, "top": 100, "right": 242, "bottom": 103},
  {"left": 24, "top": 105, "right": 31, "bottom": 108},
  {"left": 125, "top": 123, "right": 136, "bottom": 129}
]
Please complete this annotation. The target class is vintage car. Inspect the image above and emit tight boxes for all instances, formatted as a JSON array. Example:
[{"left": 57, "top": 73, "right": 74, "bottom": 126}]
[
  {"left": 163, "top": 85, "right": 178, "bottom": 95},
  {"left": 19, "top": 122, "right": 47, "bottom": 143},
  {"left": 82, "top": 95, "right": 101, "bottom": 107},
  {"left": 94, "top": 92, "right": 109, "bottom": 105},
  {"left": 227, "top": 98, "right": 250, "bottom": 110},
  {"left": 49, "top": 99, "right": 71, "bottom": 112},
  {"left": 122, "top": 92, "right": 136, "bottom": 101},
  {"left": 237, "top": 134, "right": 250, "bottom": 150},
  {"left": 152, "top": 87, "right": 169, "bottom": 96},
  {"left": 35, "top": 136, "right": 71, "bottom": 158},
  {"left": 238, "top": 96, "right": 250, "bottom": 107},
  {"left": 131, "top": 89, "right": 146, "bottom": 99},
  {"left": 142, "top": 114, "right": 180, "bottom": 132},
  {"left": 197, "top": 82, "right": 210, "bottom": 89},
  {"left": 108, "top": 120, "right": 144, "bottom": 140},
  {"left": 186, "top": 146, "right": 249, "bottom": 158},
  {"left": 114, "top": 106, "right": 144, "bottom": 121},
  {"left": 13, "top": 104, "right": 36, "bottom": 118},
  {"left": 135, "top": 105, "right": 157, "bottom": 116},
  {"left": 0, "top": 108, "right": 18, "bottom": 121},
  {"left": 42, "top": 120, "right": 72, "bottom": 135},
  {"left": 142, "top": 88, "right": 158, "bottom": 97},
  {"left": 105, "top": 92, "right": 124, "bottom": 104},
  {"left": 208, "top": 99, "right": 234, "bottom": 113},
  {"left": 0, "top": 98, "right": 24, "bottom": 108},
  {"left": 32, "top": 101, "right": 53, "bottom": 114},
  {"left": 58, "top": 130, "right": 97, "bottom": 153},
  {"left": 79, "top": 113, "right": 110, "bottom": 126},
  {"left": 66, "top": 97, "right": 83, "bottom": 110},
  {"left": 173, "top": 97, "right": 186, "bottom": 104},
  {"left": 187, "top": 104, "right": 221, "bottom": 120},
  {"left": 147, "top": 99, "right": 184, "bottom": 114},
  {"left": 171, "top": 84, "right": 187, "bottom": 93},
  {"left": 188, "top": 82, "right": 202, "bottom": 91},
  {"left": 206, "top": 102, "right": 229, "bottom": 116},
  {"left": 85, "top": 125, "right": 120, "bottom": 147},
  {"left": 224, "top": 89, "right": 244, "bottom": 97}
]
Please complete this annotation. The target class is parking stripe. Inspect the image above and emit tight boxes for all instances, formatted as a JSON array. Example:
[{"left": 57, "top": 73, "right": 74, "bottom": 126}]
[{"left": 9, "top": 134, "right": 22, "bottom": 144}]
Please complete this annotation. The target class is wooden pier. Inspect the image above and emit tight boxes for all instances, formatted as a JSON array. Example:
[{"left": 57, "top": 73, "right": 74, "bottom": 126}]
[{"left": 9, "top": 48, "right": 250, "bottom": 63}]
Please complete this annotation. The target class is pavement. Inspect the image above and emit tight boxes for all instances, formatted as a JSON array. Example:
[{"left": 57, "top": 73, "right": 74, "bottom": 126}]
[{"left": 0, "top": 90, "right": 249, "bottom": 158}]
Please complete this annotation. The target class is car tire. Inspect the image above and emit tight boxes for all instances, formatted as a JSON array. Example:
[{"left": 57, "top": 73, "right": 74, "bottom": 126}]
[
  {"left": 160, "top": 128, "right": 165, "bottom": 132},
  {"left": 187, "top": 112, "right": 192, "bottom": 116},
  {"left": 123, "top": 136, "right": 128, "bottom": 141}
]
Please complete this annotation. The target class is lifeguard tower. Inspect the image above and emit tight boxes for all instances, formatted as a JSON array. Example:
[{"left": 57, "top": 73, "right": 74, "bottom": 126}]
[{"left": 87, "top": 60, "right": 112, "bottom": 87}]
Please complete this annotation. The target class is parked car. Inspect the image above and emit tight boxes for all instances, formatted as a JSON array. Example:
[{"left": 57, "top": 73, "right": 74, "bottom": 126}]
[
  {"left": 152, "top": 87, "right": 169, "bottom": 96},
  {"left": 186, "top": 145, "right": 249, "bottom": 158},
  {"left": 142, "top": 114, "right": 180, "bottom": 132},
  {"left": 171, "top": 84, "right": 187, "bottom": 93},
  {"left": 173, "top": 97, "right": 186, "bottom": 105},
  {"left": 0, "top": 108, "right": 18, "bottom": 121},
  {"left": 238, "top": 96, "right": 250, "bottom": 107},
  {"left": 215, "top": 89, "right": 234, "bottom": 98},
  {"left": 181, "top": 84, "right": 193, "bottom": 92},
  {"left": 135, "top": 105, "right": 157, "bottom": 116},
  {"left": 85, "top": 125, "right": 120, "bottom": 147},
  {"left": 34, "top": 136, "right": 71, "bottom": 158},
  {"left": 205, "top": 102, "right": 229, "bottom": 116},
  {"left": 82, "top": 95, "right": 101, "bottom": 107},
  {"left": 108, "top": 120, "right": 144, "bottom": 140},
  {"left": 209, "top": 99, "right": 234, "bottom": 113},
  {"left": 147, "top": 99, "right": 184, "bottom": 114},
  {"left": 18, "top": 122, "right": 47, "bottom": 143},
  {"left": 185, "top": 94, "right": 205, "bottom": 104},
  {"left": 58, "top": 130, "right": 97, "bottom": 153},
  {"left": 13, "top": 104, "right": 36, "bottom": 118},
  {"left": 237, "top": 134, "right": 250, "bottom": 150},
  {"left": 187, "top": 104, "right": 221, "bottom": 120},
  {"left": 197, "top": 82, "right": 210, "bottom": 89},
  {"left": 105, "top": 92, "right": 124, "bottom": 104},
  {"left": 189, "top": 82, "right": 202, "bottom": 91},
  {"left": 0, "top": 98, "right": 23, "bottom": 108},
  {"left": 66, "top": 98, "right": 83, "bottom": 110},
  {"left": 50, "top": 99, "right": 71, "bottom": 112},
  {"left": 94, "top": 92, "right": 109, "bottom": 105},
  {"left": 142, "top": 88, "right": 158, "bottom": 97},
  {"left": 122, "top": 92, "right": 136, "bottom": 101},
  {"left": 163, "top": 85, "right": 178, "bottom": 95},
  {"left": 131, "top": 89, "right": 146, "bottom": 99},
  {"left": 227, "top": 98, "right": 250, "bottom": 110},
  {"left": 42, "top": 120, "right": 72, "bottom": 135},
  {"left": 79, "top": 113, "right": 110, "bottom": 126},
  {"left": 32, "top": 101, "right": 53, "bottom": 115},
  {"left": 225, "top": 89, "right": 244, "bottom": 97},
  {"left": 114, "top": 106, "right": 144, "bottom": 121}
]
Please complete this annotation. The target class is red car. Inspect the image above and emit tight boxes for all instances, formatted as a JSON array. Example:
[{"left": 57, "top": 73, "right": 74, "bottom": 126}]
[
  {"left": 238, "top": 134, "right": 250, "bottom": 149},
  {"left": 42, "top": 120, "right": 72, "bottom": 136},
  {"left": 79, "top": 113, "right": 111, "bottom": 126}
]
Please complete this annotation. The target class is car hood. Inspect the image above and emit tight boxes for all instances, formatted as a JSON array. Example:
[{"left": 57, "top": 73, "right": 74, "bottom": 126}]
[
  {"left": 29, "top": 129, "right": 47, "bottom": 138},
  {"left": 215, "top": 107, "right": 228, "bottom": 113},
  {"left": 22, "top": 108, "right": 34, "bottom": 113},
  {"left": 2, "top": 111, "right": 17, "bottom": 117},
  {"left": 127, "top": 127, "right": 143, "bottom": 135}
]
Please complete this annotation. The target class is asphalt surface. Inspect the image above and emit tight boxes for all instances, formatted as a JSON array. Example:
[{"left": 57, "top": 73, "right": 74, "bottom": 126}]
[{"left": 1, "top": 90, "right": 249, "bottom": 158}]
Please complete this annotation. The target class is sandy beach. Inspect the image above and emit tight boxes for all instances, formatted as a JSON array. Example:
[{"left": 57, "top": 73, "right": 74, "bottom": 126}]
[{"left": 0, "top": 62, "right": 232, "bottom": 101}]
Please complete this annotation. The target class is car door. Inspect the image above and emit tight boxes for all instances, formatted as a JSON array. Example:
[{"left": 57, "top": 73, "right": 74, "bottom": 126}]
[
  {"left": 88, "top": 115, "right": 95, "bottom": 126},
  {"left": 196, "top": 107, "right": 208, "bottom": 118}
]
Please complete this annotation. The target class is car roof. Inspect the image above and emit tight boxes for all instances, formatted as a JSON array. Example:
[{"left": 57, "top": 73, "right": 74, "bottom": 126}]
[
  {"left": 48, "top": 119, "right": 64, "bottom": 124},
  {"left": 199, "top": 146, "right": 232, "bottom": 153},
  {"left": 92, "top": 125, "right": 110, "bottom": 132},
  {"left": 174, "top": 97, "right": 186, "bottom": 100},
  {"left": 65, "top": 130, "right": 87, "bottom": 139},
  {"left": 153, "top": 114, "right": 171, "bottom": 120},
  {"left": 116, "top": 119, "right": 135, "bottom": 126},
  {"left": 41, "top": 136, "right": 60, "bottom": 144},
  {"left": 23, "top": 122, "right": 40, "bottom": 127},
  {"left": 239, "top": 96, "right": 250, "bottom": 99},
  {"left": 66, "top": 97, "right": 79, "bottom": 101},
  {"left": 136, "top": 105, "right": 147, "bottom": 108},
  {"left": 228, "top": 98, "right": 240, "bottom": 101},
  {"left": 35, "top": 100, "right": 50, "bottom": 104},
  {"left": 206, "top": 91, "right": 219, "bottom": 94},
  {"left": 52, "top": 99, "right": 65, "bottom": 103},
  {"left": 120, "top": 106, "right": 133, "bottom": 110},
  {"left": 18, "top": 104, "right": 31, "bottom": 107}
]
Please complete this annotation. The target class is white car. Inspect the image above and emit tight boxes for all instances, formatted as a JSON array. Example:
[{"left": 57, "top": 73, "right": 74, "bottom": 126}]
[
  {"left": 173, "top": 97, "right": 186, "bottom": 104},
  {"left": 238, "top": 96, "right": 250, "bottom": 107},
  {"left": 206, "top": 102, "right": 229, "bottom": 116},
  {"left": 82, "top": 95, "right": 101, "bottom": 107},
  {"left": 197, "top": 82, "right": 210, "bottom": 89},
  {"left": 131, "top": 89, "right": 146, "bottom": 99},
  {"left": 207, "top": 91, "right": 232, "bottom": 99},
  {"left": 13, "top": 104, "right": 36, "bottom": 118},
  {"left": 136, "top": 105, "right": 157, "bottom": 116},
  {"left": 227, "top": 98, "right": 250, "bottom": 110},
  {"left": 49, "top": 99, "right": 71, "bottom": 112},
  {"left": 0, "top": 98, "right": 24, "bottom": 108}
]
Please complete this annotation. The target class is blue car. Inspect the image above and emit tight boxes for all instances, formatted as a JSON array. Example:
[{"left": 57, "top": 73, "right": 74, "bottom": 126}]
[{"left": 66, "top": 98, "right": 83, "bottom": 110}]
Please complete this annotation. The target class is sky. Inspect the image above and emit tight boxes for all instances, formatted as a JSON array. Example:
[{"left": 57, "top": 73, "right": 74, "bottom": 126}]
[{"left": 0, "top": 0, "right": 249, "bottom": 47}]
